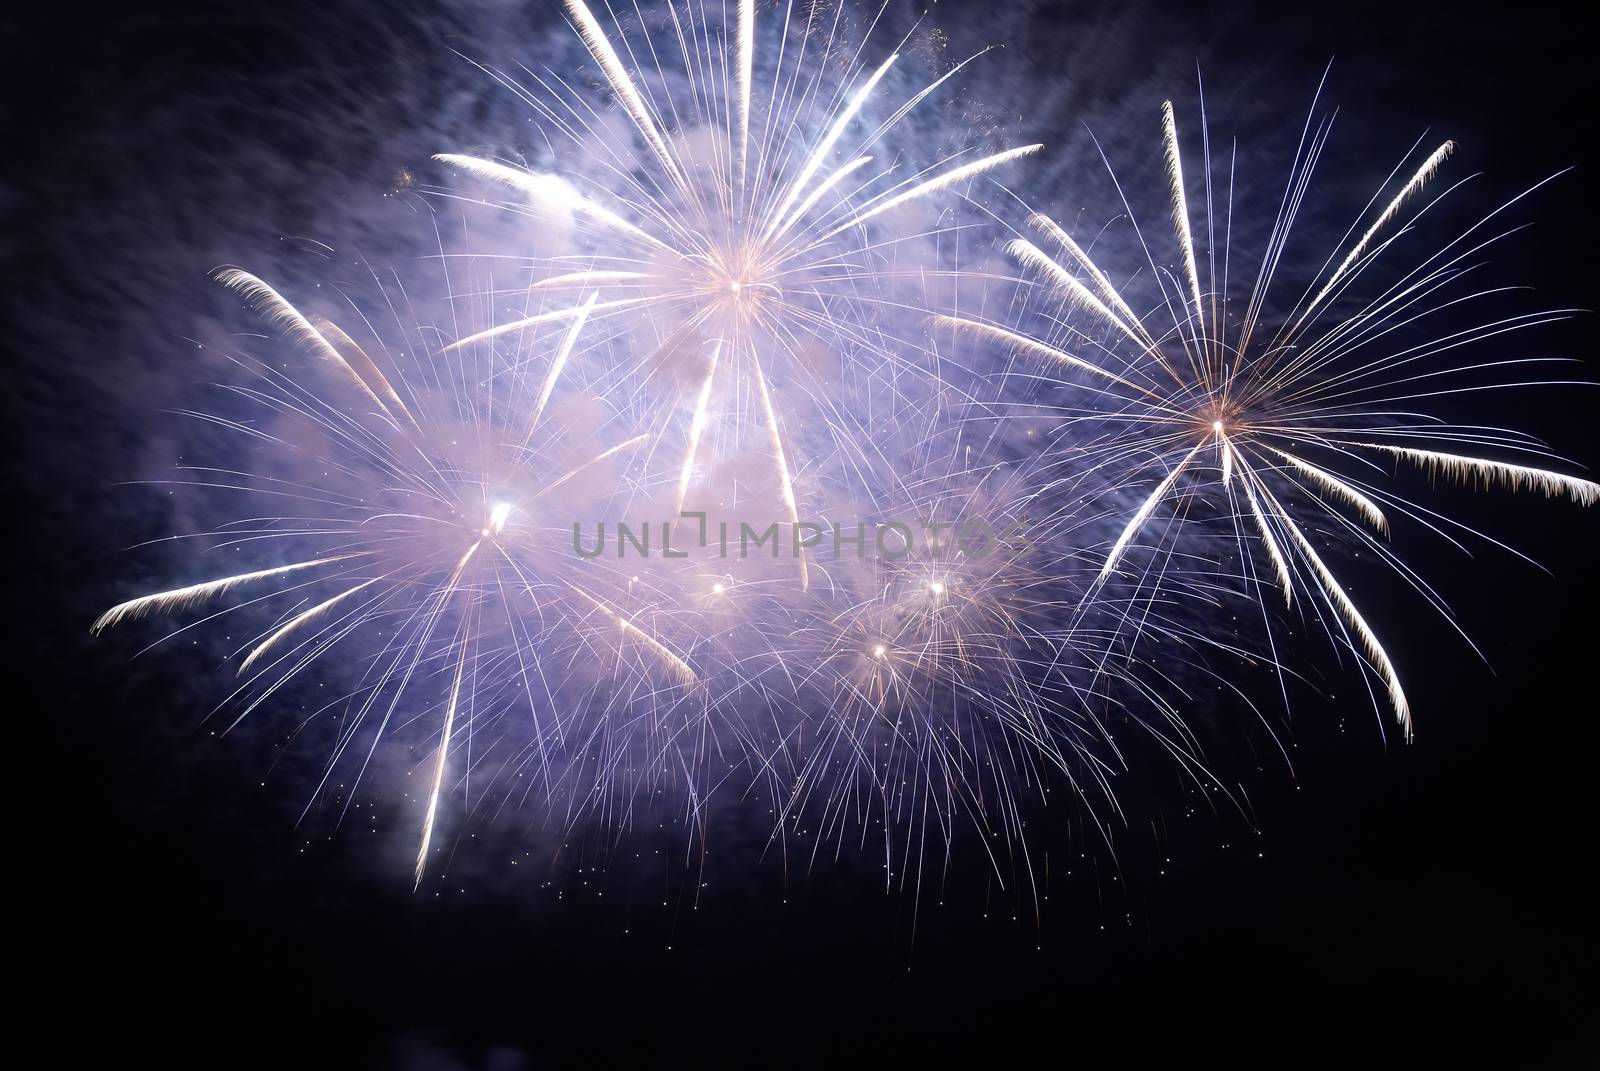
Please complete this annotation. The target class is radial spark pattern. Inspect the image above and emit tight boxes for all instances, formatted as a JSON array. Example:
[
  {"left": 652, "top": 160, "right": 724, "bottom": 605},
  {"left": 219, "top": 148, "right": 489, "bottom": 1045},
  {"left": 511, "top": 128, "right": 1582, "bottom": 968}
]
[{"left": 94, "top": 4, "right": 1592, "bottom": 896}]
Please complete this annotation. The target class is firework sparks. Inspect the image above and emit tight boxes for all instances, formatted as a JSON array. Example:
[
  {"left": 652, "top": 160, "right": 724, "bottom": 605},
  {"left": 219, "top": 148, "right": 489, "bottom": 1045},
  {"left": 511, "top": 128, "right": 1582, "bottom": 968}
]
[
  {"left": 972, "top": 89, "right": 1596, "bottom": 740},
  {"left": 434, "top": 0, "right": 1037, "bottom": 591},
  {"left": 95, "top": 259, "right": 691, "bottom": 883},
  {"left": 91, "top": 8, "right": 1593, "bottom": 900}
]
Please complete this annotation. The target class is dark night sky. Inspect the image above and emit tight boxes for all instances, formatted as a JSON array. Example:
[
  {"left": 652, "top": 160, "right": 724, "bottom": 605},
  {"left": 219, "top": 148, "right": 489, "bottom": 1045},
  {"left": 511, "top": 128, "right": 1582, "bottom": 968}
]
[{"left": 3, "top": 0, "right": 1595, "bottom": 1065}]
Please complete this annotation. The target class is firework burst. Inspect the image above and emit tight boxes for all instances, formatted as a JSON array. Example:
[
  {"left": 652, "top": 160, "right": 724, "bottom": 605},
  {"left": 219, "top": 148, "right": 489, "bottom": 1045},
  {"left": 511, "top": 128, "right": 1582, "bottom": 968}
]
[
  {"left": 93, "top": 259, "right": 705, "bottom": 884},
  {"left": 90, "top": 7, "right": 1593, "bottom": 900},
  {"left": 432, "top": 0, "right": 1036, "bottom": 590},
  {"left": 947, "top": 85, "right": 1596, "bottom": 741}
]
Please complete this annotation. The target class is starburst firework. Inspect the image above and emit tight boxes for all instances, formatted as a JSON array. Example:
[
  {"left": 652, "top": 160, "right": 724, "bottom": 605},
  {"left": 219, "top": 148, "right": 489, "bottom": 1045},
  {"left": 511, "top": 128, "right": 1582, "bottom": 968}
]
[
  {"left": 946, "top": 86, "right": 1596, "bottom": 741},
  {"left": 90, "top": 8, "right": 1594, "bottom": 898}
]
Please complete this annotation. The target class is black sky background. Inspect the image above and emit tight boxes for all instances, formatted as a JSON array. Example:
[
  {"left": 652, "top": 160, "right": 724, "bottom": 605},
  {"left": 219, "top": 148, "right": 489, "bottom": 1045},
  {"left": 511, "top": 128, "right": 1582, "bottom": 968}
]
[{"left": 3, "top": 0, "right": 1596, "bottom": 1065}]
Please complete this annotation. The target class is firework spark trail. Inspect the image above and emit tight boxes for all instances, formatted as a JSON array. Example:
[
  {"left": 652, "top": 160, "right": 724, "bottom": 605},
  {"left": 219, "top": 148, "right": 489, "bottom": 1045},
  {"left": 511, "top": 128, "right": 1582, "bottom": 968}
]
[
  {"left": 567, "top": 583, "right": 700, "bottom": 689},
  {"left": 1296, "top": 140, "right": 1457, "bottom": 330},
  {"left": 414, "top": 544, "right": 480, "bottom": 886},
  {"left": 93, "top": 554, "right": 371, "bottom": 633},
  {"left": 749, "top": 349, "right": 808, "bottom": 590},
  {"left": 1097, "top": 441, "right": 1207, "bottom": 584},
  {"left": 237, "top": 576, "right": 386, "bottom": 674},
  {"left": 1354, "top": 443, "right": 1600, "bottom": 505},
  {"left": 674, "top": 341, "right": 721, "bottom": 515},
  {"left": 1161, "top": 100, "right": 1210, "bottom": 371}
]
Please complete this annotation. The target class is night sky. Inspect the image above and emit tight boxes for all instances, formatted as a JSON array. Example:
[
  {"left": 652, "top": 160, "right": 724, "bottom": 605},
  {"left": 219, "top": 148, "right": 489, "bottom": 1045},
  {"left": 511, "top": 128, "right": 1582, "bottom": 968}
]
[{"left": 4, "top": 0, "right": 1595, "bottom": 1065}]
